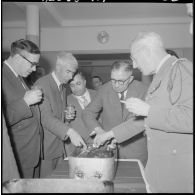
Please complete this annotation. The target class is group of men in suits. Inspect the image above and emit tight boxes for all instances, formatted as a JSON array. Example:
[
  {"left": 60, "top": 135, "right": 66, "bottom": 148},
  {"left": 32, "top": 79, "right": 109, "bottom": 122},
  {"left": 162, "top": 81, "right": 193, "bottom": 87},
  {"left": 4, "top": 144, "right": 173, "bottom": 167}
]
[
  {"left": 2, "top": 39, "right": 148, "bottom": 179},
  {"left": 2, "top": 4, "right": 193, "bottom": 193}
]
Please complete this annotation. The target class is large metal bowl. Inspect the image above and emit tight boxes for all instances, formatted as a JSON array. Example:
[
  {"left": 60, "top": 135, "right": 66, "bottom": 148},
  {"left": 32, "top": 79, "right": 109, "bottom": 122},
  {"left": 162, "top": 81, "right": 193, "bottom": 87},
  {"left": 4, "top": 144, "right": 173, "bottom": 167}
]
[{"left": 68, "top": 146, "right": 116, "bottom": 181}]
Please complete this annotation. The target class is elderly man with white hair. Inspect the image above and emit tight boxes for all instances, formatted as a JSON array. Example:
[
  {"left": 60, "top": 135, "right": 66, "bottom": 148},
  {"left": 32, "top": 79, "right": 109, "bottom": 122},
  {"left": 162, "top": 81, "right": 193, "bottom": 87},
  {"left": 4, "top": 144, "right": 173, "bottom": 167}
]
[
  {"left": 93, "top": 29, "right": 193, "bottom": 192},
  {"left": 35, "top": 51, "right": 86, "bottom": 178}
]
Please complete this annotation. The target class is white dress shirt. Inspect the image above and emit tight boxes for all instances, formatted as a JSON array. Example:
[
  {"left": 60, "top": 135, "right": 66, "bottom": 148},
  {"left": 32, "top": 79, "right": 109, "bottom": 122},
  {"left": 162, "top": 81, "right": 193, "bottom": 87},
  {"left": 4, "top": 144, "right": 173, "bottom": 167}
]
[
  {"left": 73, "top": 89, "right": 91, "bottom": 110},
  {"left": 118, "top": 89, "right": 128, "bottom": 100}
]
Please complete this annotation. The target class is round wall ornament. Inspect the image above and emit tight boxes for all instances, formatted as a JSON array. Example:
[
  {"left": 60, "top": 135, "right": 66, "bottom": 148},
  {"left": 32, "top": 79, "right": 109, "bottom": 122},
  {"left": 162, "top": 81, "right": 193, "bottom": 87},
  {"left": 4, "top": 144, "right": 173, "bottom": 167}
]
[{"left": 97, "top": 31, "right": 109, "bottom": 44}]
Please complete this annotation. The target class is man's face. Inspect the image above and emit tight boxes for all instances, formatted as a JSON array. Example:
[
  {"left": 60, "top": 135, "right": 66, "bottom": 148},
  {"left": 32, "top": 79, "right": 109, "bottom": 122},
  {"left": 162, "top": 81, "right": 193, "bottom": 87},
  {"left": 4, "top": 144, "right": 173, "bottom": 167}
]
[
  {"left": 17, "top": 51, "right": 40, "bottom": 77},
  {"left": 111, "top": 68, "right": 132, "bottom": 93},
  {"left": 130, "top": 47, "right": 154, "bottom": 76},
  {"left": 56, "top": 61, "right": 78, "bottom": 84},
  {"left": 92, "top": 78, "right": 102, "bottom": 90},
  {"left": 69, "top": 74, "right": 86, "bottom": 96}
]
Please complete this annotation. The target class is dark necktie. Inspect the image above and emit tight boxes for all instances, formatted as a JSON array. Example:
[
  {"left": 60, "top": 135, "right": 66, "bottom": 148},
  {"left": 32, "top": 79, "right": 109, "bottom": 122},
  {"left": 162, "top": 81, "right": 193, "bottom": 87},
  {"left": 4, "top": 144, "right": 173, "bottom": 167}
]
[
  {"left": 120, "top": 91, "right": 125, "bottom": 113},
  {"left": 59, "top": 84, "right": 64, "bottom": 101},
  {"left": 18, "top": 76, "right": 29, "bottom": 90},
  {"left": 59, "top": 84, "right": 67, "bottom": 122}
]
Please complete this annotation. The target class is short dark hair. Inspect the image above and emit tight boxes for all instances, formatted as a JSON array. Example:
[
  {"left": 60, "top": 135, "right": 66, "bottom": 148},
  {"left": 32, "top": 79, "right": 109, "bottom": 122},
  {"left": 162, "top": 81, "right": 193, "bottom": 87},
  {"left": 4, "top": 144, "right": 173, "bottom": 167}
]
[
  {"left": 166, "top": 49, "right": 179, "bottom": 58},
  {"left": 69, "top": 70, "right": 86, "bottom": 83},
  {"left": 111, "top": 60, "right": 133, "bottom": 72},
  {"left": 92, "top": 75, "right": 102, "bottom": 82},
  {"left": 10, "top": 39, "right": 40, "bottom": 57}
]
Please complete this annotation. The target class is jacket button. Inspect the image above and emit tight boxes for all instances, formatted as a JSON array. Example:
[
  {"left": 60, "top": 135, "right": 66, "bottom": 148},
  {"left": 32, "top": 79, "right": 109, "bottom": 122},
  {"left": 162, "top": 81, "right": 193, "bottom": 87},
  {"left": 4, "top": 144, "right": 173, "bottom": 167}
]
[
  {"left": 172, "top": 149, "right": 177, "bottom": 154},
  {"left": 147, "top": 137, "right": 151, "bottom": 141}
]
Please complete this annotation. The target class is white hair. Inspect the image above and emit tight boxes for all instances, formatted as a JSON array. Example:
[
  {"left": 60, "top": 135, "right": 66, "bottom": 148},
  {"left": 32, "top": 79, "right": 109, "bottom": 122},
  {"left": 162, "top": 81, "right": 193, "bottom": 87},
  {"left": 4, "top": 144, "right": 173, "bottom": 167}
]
[
  {"left": 130, "top": 31, "right": 164, "bottom": 53},
  {"left": 56, "top": 51, "right": 78, "bottom": 67}
]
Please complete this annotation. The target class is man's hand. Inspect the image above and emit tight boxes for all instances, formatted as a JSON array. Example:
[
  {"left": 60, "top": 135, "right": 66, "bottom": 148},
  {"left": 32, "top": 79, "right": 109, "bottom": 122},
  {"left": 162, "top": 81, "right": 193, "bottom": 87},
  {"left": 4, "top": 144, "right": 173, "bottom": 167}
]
[
  {"left": 121, "top": 97, "right": 150, "bottom": 116},
  {"left": 89, "top": 126, "right": 105, "bottom": 137},
  {"left": 23, "top": 88, "right": 43, "bottom": 106},
  {"left": 107, "top": 138, "right": 117, "bottom": 150},
  {"left": 93, "top": 131, "right": 115, "bottom": 148},
  {"left": 67, "top": 128, "right": 87, "bottom": 149}
]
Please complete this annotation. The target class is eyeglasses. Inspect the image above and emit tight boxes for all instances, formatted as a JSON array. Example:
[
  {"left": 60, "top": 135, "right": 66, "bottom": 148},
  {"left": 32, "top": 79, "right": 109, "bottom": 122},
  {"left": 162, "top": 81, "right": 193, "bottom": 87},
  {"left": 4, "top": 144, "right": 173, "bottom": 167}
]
[
  {"left": 111, "top": 75, "right": 131, "bottom": 85},
  {"left": 18, "top": 53, "right": 39, "bottom": 67}
]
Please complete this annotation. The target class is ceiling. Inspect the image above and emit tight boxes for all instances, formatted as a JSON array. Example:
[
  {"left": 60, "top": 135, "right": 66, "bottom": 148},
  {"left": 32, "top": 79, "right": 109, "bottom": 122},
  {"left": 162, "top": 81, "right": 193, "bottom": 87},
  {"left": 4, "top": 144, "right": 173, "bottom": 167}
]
[
  {"left": 2, "top": 2, "right": 189, "bottom": 61},
  {"left": 2, "top": 2, "right": 188, "bottom": 28}
]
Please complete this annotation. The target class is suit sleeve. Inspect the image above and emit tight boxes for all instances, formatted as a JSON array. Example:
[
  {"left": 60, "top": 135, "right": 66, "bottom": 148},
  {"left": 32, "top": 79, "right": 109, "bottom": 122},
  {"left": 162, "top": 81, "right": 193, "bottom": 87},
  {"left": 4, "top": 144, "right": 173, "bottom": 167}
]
[
  {"left": 111, "top": 118, "right": 145, "bottom": 143},
  {"left": 145, "top": 60, "right": 193, "bottom": 133},
  {"left": 82, "top": 90, "right": 103, "bottom": 132},
  {"left": 35, "top": 82, "right": 69, "bottom": 140}
]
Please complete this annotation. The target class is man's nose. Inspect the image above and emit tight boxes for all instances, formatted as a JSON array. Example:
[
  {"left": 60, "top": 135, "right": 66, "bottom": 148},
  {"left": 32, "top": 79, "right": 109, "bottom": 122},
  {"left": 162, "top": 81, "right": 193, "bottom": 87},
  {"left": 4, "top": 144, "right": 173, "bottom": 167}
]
[
  {"left": 115, "top": 82, "right": 120, "bottom": 88},
  {"left": 133, "top": 62, "right": 137, "bottom": 69},
  {"left": 69, "top": 72, "right": 74, "bottom": 80},
  {"left": 32, "top": 66, "right": 36, "bottom": 71}
]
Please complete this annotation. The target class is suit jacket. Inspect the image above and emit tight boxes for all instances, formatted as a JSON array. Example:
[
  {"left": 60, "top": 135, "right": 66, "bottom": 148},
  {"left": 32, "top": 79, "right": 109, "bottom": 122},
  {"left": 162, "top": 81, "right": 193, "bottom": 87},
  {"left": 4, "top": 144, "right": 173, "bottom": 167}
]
[
  {"left": 2, "top": 63, "right": 42, "bottom": 172},
  {"left": 2, "top": 114, "right": 20, "bottom": 182},
  {"left": 35, "top": 74, "right": 69, "bottom": 160},
  {"left": 65, "top": 89, "right": 97, "bottom": 155},
  {"left": 144, "top": 56, "right": 193, "bottom": 192},
  {"left": 82, "top": 80, "right": 148, "bottom": 163}
]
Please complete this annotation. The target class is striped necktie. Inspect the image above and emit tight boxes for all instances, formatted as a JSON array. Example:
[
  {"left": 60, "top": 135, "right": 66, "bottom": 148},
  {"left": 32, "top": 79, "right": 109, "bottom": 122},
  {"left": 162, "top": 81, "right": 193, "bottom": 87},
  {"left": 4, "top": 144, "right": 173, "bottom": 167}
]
[{"left": 81, "top": 95, "right": 89, "bottom": 108}]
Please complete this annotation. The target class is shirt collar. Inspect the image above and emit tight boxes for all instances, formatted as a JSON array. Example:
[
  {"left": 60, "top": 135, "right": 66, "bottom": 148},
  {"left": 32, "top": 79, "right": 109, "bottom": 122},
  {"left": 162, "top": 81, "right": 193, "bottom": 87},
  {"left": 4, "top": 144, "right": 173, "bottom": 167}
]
[
  {"left": 52, "top": 71, "right": 62, "bottom": 89},
  {"left": 118, "top": 89, "right": 128, "bottom": 99},
  {"left": 155, "top": 54, "right": 171, "bottom": 74},
  {"left": 73, "top": 89, "right": 89, "bottom": 100},
  {"left": 4, "top": 60, "right": 18, "bottom": 77}
]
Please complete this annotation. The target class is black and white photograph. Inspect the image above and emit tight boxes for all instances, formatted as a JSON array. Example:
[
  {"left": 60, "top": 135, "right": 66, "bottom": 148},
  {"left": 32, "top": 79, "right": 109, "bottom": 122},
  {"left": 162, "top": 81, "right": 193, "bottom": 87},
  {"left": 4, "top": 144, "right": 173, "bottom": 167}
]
[{"left": 2, "top": 1, "right": 193, "bottom": 193}]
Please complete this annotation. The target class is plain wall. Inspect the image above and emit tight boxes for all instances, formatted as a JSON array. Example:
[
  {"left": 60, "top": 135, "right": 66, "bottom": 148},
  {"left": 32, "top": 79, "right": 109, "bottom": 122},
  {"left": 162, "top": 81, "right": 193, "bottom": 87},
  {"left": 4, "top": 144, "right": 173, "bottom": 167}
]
[
  {"left": 3, "top": 22, "right": 192, "bottom": 52},
  {"left": 3, "top": 18, "right": 192, "bottom": 88}
]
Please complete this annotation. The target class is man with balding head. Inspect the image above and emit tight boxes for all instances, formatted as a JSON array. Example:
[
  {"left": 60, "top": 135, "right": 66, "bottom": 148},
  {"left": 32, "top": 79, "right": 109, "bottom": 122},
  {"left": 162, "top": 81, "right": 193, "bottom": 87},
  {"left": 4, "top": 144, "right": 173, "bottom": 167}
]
[
  {"left": 35, "top": 51, "right": 86, "bottom": 177},
  {"left": 82, "top": 60, "right": 148, "bottom": 166}
]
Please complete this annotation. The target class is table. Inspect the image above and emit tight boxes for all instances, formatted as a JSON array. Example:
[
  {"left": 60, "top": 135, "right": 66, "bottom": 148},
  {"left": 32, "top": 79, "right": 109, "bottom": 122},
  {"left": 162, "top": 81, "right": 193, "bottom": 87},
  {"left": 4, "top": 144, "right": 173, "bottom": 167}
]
[{"left": 48, "top": 158, "right": 150, "bottom": 193}]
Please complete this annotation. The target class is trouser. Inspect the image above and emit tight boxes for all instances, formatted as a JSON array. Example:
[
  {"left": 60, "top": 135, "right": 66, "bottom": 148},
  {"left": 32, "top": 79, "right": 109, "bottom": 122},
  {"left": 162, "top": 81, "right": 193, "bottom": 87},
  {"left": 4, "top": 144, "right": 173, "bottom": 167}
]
[
  {"left": 21, "top": 159, "right": 40, "bottom": 178},
  {"left": 22, "top": 166, "right": 40, "bottom": 178},
  {"left": 40, "top": 156, "right": 63, "bottom": 178}
]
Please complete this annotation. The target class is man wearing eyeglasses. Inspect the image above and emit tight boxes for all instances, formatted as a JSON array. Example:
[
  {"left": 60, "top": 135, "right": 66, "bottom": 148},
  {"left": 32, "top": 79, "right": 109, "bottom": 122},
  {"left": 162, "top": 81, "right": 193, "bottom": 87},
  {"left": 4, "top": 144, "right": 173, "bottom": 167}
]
[
  {"left": 82, "top": 60, "right": 148, "bottom": 166},
  {"left": 34, "top": 51, "right": 86, "bottom": 178},
  {"left": 2, "top": 39, "right": 43, "bottom": 178}
]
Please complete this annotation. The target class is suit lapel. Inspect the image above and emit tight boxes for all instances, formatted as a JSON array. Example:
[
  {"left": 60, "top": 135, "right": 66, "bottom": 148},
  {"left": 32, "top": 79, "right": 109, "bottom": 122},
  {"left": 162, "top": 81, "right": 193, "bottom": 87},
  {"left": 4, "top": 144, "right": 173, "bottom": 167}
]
[
  {"left": 122, "top": 80, "right": 138, "bottom": 121},
  {"left": 72, "top": 94, "right": 83, "bottom": 112},
  {"left": 48, "top": 74, "right": 65, "bottom": 121},
  {"left": 146, "top": 56, "right": 177, "bottom": 97},
  {"left": 108, "top": 83, "right": 123, "bottom": 122}
]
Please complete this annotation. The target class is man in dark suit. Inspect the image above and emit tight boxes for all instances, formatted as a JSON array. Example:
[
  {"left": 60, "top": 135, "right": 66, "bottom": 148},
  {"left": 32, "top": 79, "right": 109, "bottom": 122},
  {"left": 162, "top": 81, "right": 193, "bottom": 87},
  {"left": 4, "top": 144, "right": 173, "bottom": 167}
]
[
  {"left": 82, "top": 60, "right": 148, "bottom": 166},
  {"left": 65, "top": 71, "right": 97, "bottom": 154},
  {"left": 2, "top": 39, "right": 43, "bottom": 178},
  {"left": 35, "top": 51, "right": 86, "bottom": 178}
]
